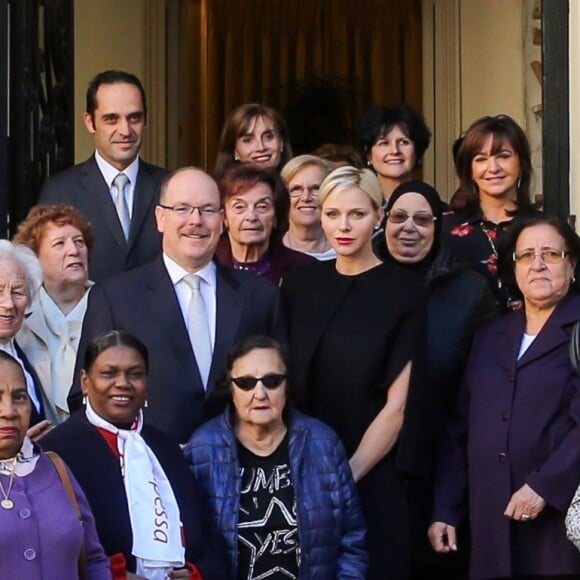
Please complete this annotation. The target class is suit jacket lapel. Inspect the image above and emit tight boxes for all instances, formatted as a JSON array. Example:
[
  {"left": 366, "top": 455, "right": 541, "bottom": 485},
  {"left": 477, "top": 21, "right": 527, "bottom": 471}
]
[
  {"left": 210, "top": 265, "right": 242, "bottom": 390},
  {"left": 145, "top": 259, "right": 204, "bottom": 389},
  {"left": 128, "top": 160, "right": 158, "bottom": 250},
  {"left": 517, "top": 294, "right": 579, "bottom": 368},
  {"left": 23, "top": 305, "right": 50, "bottom": 347},
  {"left": 494, "top": 309, "right": 525, "bottom": 373},
  {"left": 81, "top": 156, "right": 127, "bottom": 250}
]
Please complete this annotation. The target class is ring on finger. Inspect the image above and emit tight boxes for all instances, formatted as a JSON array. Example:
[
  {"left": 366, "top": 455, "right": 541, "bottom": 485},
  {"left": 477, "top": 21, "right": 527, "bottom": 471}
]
[{"left": 521, "top": 513, "right": 531, "bottom": 521}]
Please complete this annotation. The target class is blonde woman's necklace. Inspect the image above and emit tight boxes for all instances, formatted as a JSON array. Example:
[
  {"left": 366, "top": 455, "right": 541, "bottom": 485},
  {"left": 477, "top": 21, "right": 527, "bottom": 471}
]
[{"left": 0, "top": 457, "right": 17, "bottom": 509}]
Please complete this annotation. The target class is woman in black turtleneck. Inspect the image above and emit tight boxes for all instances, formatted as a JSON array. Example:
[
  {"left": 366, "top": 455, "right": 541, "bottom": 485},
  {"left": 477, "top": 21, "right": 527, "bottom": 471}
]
[{"left": 376, "top": 181, "right": 497, "bottom": 579}]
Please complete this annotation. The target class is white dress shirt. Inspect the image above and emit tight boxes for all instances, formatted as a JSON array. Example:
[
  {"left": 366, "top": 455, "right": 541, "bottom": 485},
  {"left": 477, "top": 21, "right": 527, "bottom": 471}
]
[
  {"left": 94, "top": 150, "right": 140, "bottom": 218},
  {"left": 162, "top": 254, "right": 217, "bottom": 348}
]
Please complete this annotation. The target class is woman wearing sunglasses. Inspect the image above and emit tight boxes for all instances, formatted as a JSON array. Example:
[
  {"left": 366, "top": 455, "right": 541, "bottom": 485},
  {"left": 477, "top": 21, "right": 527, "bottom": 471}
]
[
  {"left": 186, "top": 335, "right": 367, "bottom": 579},
  {"left": 377, "top": 181, "right": 496, "bottom": 577}
]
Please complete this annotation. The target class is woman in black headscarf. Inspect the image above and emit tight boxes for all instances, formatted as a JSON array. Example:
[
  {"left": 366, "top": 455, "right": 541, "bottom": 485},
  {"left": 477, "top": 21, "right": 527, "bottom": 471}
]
[{"left": 377, "top": 180, "right": 497, "bottom": 578}]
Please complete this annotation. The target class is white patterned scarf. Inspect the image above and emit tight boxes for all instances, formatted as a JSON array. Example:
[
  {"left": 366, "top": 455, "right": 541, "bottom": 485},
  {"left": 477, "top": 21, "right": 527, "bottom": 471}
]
[
  {"left": 85, "top": 401, "right": 185, "bottom": 577},
  {"left": 39, "top": 284, "right": 92, "bottom": 416}
]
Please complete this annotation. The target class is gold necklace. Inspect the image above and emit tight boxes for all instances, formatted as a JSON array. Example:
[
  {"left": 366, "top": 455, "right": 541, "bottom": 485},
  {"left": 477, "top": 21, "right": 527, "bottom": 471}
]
[{"left": 0, "top": 457, "right": 17, "bottom": 509}]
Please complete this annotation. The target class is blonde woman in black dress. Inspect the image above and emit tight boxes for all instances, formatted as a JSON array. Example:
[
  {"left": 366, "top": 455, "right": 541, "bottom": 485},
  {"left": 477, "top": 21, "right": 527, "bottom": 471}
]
[{"left": 281, "top": 166, "right": 425, "bottom": 579}]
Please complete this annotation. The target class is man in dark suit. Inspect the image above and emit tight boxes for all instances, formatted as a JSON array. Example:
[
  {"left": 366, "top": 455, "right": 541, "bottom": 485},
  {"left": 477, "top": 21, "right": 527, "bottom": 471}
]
[
  {"left": 39, "top": 70, "right": 167, "bottom": 282},
  {"left": 69, "top": 167, "right": 285, "bottom": 442}
]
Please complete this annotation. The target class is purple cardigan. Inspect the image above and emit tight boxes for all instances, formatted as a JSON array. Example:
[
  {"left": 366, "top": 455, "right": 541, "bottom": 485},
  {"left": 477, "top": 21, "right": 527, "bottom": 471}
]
[{"left": 0, "top": 453, "right": 110, "bottom": 579}]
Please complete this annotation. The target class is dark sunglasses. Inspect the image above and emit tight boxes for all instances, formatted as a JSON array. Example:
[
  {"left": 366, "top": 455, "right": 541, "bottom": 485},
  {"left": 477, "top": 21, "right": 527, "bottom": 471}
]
[{"left": 231, "top": 373, "right": 286, "bottom": 391}]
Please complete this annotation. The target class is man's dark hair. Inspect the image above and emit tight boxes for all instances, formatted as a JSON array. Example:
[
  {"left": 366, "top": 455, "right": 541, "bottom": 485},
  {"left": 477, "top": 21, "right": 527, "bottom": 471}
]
[{"left": 85, "top": 70, "right": 147, "bottom": 123}]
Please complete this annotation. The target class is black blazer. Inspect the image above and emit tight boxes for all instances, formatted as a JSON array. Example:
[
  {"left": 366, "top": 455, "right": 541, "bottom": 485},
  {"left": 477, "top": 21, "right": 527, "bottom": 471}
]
[
  {"left": 15, "top": 340, "right": 45, "bottom": 426},
  {"left": 68, "top": 257, "right": 285, "bottom": 441},
  {"left": 41, "top": 411, "right": 226, "bottom": 578},
  {"left": 39, "top": 155, "right": 168, "bottom": 282}
]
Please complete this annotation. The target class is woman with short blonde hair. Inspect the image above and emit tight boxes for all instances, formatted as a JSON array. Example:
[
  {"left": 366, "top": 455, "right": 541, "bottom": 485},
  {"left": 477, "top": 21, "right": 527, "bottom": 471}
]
[{"left": 281, "top": 155, "right": 335, "bottom": 260}]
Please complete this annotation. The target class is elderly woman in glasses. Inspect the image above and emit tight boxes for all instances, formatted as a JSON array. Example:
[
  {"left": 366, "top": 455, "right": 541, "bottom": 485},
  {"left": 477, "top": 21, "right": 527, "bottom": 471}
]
[
  {"left": 186, "top": 335, "right": 367, "bottom": 579},
  {"left": 430, "top": 215, "right": 580, "bottom": 579},
  {"left": 375, "top": 181, "right": 496, "bottom": 578},
  {"left": 280, "top": 155, "right": 336, "bottom": 260}
]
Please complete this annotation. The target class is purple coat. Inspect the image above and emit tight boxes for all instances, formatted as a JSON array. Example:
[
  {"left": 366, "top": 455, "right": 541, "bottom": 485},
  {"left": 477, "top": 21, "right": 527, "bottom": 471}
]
[
  {"left": 434, "top": 293, "right": 580, "bottom": 579},
  {"left": 0, "top": 452, "right": 110, "bottom": 579}
]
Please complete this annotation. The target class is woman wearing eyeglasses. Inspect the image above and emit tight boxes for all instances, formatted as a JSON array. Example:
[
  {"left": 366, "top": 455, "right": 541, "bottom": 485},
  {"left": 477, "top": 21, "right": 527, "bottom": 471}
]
[
  {"left": 280, "top": 155, "right": 336, "bottom": 260},
  {"left": 376, "top": 180, "right": 496, "bottom": 577},
  {"left": 430, "top": 214, "right": 580, "bottom": 579},
  {"left": 186, "top": 335, "right": 367, "bottom": 579},
  {"left": 214, "top": 164, "right": 313, "bottom": 284},
  {"left": 280, "top": 166, "right": 427, "bottom": 579}
]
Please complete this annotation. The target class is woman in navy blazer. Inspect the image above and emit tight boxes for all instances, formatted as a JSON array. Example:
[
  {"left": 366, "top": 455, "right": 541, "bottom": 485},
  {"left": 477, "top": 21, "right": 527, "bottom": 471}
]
[
  {"left": 430, "top": 215, "right": 580, "bottom": 579},
  {"left": 42, "top": 330, "right": 226, "bottom": 579}
]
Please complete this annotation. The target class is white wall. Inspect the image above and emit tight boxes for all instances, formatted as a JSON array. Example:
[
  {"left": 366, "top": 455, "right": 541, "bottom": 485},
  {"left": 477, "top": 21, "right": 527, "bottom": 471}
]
[
  {"left": 422, "top": 0, "right": 528, "bottom": 199},
  {"left": 74, "top": 0, "right": 148, "bottom": 163},
  {"left": 460, "top": 0, "right": 525, "bottom": 124}
]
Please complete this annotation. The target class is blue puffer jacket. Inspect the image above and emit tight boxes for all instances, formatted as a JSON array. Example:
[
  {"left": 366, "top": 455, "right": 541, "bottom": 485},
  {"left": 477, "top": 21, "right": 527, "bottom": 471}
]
[{"left": 186, "top": 407, "right": 367, "bottom": 579}]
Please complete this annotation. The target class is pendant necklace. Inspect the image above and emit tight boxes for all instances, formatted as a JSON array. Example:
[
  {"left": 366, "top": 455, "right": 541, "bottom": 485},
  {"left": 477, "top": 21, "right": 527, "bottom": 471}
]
[{"left": 0, "top": 457, "right": 17, "bottom": 509}]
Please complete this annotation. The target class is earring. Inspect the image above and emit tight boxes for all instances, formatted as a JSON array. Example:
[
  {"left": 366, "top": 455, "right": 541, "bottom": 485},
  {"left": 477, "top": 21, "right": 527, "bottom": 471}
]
[
  {"left": 82, "top": 395, "right": 87, "bottom": 406},
  {"left": 367, "top": 160, "right": 372, "bottom": 167},
  {"left": 572, "top": 276, "right": 576, "bottom": 284},
  {"left": 517, "top": 176, "right": 522, "bottom": 191},
  {"left": 234, "top": 153, "right": 240, "bottom": 161},
  {"left": 143, "top": 400, "right": 149, "bottom": 408},
  {"left": 280, "top": 146, "right": 284, "bottom": 153}
]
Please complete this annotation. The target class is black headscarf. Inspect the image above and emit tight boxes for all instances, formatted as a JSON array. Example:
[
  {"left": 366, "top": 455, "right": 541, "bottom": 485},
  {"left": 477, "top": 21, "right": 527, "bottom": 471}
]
[{"left": 378, "top": 180, "right": 443, "bottom": 273}]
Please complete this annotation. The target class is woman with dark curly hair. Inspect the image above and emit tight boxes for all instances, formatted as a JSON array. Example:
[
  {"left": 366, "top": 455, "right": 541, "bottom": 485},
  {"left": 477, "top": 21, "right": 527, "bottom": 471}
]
[{"left": 357, "top": 103, "right": 431, "bottom": 202}]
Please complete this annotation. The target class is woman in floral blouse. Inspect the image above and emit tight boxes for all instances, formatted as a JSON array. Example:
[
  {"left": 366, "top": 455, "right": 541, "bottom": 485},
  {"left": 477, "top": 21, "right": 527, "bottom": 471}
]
[{"left": 442, "top": 115, "right": 538, "bottom": 311}]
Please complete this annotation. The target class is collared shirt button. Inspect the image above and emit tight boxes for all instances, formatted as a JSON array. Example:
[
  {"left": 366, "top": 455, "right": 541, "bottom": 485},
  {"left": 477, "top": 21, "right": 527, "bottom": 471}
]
[
  {"left": 501, "top": 412, "right": 509, "bottom": 422},
  {"left": 23, "top": 548, "right": 36, "bottom": 560},
  {"left": 498, "top": 452, "right": 508, "bottom": 463},
  {"left": 19, "top": 508, "right": 31, "bottom": 519}
]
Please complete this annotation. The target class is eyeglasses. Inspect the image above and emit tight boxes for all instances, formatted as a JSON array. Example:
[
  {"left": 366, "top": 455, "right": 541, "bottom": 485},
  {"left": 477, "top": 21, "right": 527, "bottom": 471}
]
[
  {"left": 513, "top": 249, "right": 568, "bottom": 265},
  {"left": 387, "top": 211, "right": 437, "bottom": 227},
  {"left": 231, "top": 373, "right": 286, "bottom": 391},
  {"left": 288, "top": 185, "right": 320, "bottom": 198},
  {"left": 158, "top": 204, "right": 221, "bottom": 218}
]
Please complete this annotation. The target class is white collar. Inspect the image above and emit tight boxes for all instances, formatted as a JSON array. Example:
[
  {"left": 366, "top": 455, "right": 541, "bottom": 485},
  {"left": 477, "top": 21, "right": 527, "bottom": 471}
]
[
  {"left": 162, "top": 253, "right": 217, "bottom": 289},
  {"left": 94, "top": 150, "right": 140, "bottom": 187},
  {"left": 0, "top": 437, "right": 40, "bottom": 476}
]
